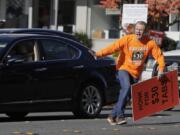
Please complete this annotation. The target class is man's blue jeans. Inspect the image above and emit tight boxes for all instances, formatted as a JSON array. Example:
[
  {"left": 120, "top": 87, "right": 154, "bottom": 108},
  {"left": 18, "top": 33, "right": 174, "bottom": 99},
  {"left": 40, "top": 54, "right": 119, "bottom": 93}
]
[{"left": 111, "top": 70, "right": 138, "bottom": 118}]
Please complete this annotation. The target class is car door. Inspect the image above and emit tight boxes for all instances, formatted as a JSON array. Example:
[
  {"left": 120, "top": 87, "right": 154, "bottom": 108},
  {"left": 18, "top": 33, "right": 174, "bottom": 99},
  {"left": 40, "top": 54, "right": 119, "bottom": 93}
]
[
  {"left": 0, "top": 39, "right": 37, "bottom": 104},
  {"left": 32, "top": 38, "right": 82, "bottom": 102}
]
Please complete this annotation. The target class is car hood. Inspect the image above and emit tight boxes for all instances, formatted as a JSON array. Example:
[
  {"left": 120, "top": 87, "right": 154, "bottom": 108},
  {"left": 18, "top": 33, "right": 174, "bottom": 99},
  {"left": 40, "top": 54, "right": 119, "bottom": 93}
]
[{"left": 163, "top": 50, "right": 180, "bottom": 56}]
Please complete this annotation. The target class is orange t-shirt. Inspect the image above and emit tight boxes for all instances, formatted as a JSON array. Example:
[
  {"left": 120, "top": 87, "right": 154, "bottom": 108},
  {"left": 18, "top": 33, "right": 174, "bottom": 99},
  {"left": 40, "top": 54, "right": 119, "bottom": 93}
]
[{"left": 96, "top": 34, "right": 165, "bottom": 79}]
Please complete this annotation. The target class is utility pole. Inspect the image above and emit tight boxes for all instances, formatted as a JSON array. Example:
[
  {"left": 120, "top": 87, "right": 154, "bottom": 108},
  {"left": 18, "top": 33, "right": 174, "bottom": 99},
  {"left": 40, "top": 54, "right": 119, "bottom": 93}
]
[
  {"left": 135, "top": 0, "right": 138, "bottom": 4},
  {"left": 28, "top": 0, "right": 33, "bottom": 28},
  {"left": 50, "top": 0, "right": 59, "bottom": 30},
  {"left": 120, "top": 0, "right": 124, "bottom": 37}
]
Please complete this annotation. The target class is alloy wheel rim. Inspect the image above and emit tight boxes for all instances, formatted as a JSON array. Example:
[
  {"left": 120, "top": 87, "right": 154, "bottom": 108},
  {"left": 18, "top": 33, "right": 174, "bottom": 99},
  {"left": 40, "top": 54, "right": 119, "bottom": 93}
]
[{"left": 81, "top": 85, "right": 101, "bottom": 115}]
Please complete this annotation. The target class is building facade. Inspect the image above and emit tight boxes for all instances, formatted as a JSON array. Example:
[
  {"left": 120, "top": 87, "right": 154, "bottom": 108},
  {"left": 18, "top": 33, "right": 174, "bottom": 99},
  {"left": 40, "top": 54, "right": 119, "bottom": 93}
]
[{"left": 0, "top": 0, "right": 179, "bottom": 42}]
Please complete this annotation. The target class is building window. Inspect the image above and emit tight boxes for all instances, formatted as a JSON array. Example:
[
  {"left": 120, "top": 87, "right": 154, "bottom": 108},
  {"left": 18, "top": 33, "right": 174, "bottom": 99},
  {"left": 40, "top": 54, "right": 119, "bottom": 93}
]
[
  {"left": 57, "top": 0, "right": 75, "bottom": 33},
  {"left": 4, "top": 0, "right": 28, "bottom": 28},
  {"left": 38, "top": 0, "right": 51, "bottom": 28},
  {"left": 91, "top": 2, "right": 121, "bottom": 39}
]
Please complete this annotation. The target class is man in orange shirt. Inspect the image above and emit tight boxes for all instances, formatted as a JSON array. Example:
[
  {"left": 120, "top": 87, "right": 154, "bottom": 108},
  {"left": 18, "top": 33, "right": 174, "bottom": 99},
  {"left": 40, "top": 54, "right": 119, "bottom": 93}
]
[{"left": 96, "top": 21, "right": 165, "bottom": 125}]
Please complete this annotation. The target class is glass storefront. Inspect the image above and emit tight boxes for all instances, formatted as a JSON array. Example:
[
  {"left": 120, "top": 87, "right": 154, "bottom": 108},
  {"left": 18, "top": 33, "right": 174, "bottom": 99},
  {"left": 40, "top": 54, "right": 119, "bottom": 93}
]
[
  {"left": 37, "top": 0, "right": 75, "bottom": 33},
  {"left": 1, "top": 0, "right": 76, "bottom": 32}
]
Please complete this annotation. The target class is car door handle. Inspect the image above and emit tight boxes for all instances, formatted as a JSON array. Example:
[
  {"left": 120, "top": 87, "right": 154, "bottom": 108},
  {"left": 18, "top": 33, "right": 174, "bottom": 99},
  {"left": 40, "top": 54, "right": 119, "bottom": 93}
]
[
  {"left": 73, "top": 65, "right": 84, "bottom": 69},
  {"left": 34, "top": 67, "right": 47, "bottom": 72}
]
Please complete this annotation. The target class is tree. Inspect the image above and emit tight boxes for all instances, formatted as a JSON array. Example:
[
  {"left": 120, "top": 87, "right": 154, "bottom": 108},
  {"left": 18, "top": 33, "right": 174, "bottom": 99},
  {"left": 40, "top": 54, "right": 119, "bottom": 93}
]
[
  {"left": 100, "top": 0, "right": 180, "bottom": 15},
  {"left": 99, "top": 0, "right": 135, "bottom": 9},
  {"left": 99, "top": 0, "right": 180, "bottom": 30},
  {"left": 146, "top": 0, "right": 180, "bottom": 30},
  {"left": 145, "top": 0, "right": 180, "bottom": 22},
  {"left": 99, "top": 0, "right": 121, "bottom": 9},
  {"left": 146, "top": 0, "right": 180, "bottom": 17}
]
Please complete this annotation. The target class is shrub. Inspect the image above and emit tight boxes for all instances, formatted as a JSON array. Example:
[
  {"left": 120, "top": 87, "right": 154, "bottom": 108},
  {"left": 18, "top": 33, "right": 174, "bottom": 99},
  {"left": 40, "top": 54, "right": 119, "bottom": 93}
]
[{"left": 74, "top": 32, "right": 93, "bottom": 49}]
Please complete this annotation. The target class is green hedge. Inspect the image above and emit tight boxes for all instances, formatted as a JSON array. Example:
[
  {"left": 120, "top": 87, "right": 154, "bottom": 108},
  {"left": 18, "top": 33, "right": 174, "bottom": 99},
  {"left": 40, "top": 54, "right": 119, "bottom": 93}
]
[{"left": 74, "top": 32, "right": 93, "bottom": 49}]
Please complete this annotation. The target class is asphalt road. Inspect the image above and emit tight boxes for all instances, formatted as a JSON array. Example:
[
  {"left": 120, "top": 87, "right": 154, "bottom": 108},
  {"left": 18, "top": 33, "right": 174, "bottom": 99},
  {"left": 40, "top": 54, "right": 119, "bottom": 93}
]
[{"left": 0, "top": 105, "right": 180, "bottom": 135}]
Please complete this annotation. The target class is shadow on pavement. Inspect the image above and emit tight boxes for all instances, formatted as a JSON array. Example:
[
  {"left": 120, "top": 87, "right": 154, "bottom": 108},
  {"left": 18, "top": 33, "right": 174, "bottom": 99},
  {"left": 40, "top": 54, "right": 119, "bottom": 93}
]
[
  {"left": 0, "top": 111, "right": 110, "bottom": 123},
  {"left": 0, "top": 106, "right": 178, "bottom": 123},
  {"left": 126, "top": 121, "right": 180, "bottom": 127},
  {"left": 0, "top": 115, "right": 77, "bottom": 123},
  {"left": 0, "top": 113, "right": 170, "bottom": 123}
]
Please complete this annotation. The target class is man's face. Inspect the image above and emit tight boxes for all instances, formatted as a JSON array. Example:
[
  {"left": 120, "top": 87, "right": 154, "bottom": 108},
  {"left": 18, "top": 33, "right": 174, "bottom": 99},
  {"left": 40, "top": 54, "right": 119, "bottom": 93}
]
[{"left": 135, "top": 24, "right": 146, "bottom": 40}]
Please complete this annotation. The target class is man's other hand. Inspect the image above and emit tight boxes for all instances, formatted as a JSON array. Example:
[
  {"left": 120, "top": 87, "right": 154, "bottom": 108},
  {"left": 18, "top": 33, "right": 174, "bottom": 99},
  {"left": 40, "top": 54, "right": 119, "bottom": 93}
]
[{"left": 157, "top": 71, "right": 165, "bottom": 80}]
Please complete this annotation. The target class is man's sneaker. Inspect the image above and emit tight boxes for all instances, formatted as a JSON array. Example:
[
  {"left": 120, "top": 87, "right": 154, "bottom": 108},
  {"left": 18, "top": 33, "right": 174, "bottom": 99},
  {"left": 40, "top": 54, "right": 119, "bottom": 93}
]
[
  {"left": 107, "top": 115, "right": 116, "bottom": 125},
  {"left": 116, "top": 117, "right": 127, "bottom": 125}
]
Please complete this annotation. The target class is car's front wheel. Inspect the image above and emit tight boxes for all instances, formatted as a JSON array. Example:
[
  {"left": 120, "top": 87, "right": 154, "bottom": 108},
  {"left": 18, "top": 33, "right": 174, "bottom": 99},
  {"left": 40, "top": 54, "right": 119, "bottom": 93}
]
[{"left": 73, "top": 83, "right": 103, "bottom": 118}]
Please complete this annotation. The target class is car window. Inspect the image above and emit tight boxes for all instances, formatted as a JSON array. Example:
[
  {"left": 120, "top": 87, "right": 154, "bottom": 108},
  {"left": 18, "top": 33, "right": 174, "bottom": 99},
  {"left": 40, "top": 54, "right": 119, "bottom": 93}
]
[
  {"left": 0, "top": 41, "right": 8, "bottom": 53},
  {"left": 161, "top": 36, "right": 177, "bottom": 51},
  {"left": 39, "top": 39, "right": 79, "bottom": 60},
  {"left": 176, "top": 41, "right": 180, "bottom": 50},
  {"left": 7, "top": 40, "right": 40, "bottom": 63}
]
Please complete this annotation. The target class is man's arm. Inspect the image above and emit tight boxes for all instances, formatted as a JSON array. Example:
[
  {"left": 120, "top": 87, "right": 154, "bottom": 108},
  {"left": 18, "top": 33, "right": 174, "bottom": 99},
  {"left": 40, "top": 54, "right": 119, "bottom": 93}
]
[
  {"left": 96, "top": 36, "right": 127, "bottom": 58},
  {"left": 150, "top": 40, "right": 165, "bottom": 75}
]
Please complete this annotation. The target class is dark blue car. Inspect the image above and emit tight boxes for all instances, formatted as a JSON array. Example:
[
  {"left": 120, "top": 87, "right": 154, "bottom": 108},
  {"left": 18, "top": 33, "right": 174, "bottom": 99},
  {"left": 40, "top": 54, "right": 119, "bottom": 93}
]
[
  {"left": 0, "top": 33, "right": 119, "bottom": 119},
  {"left": 0, "top": 28, "right": 78, "bottom": 41}
]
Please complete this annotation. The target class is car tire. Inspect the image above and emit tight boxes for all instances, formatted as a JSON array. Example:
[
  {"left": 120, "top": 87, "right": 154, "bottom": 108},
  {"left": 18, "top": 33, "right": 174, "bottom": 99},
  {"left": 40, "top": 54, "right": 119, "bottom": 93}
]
[
  {"left": 6, "top": 112, "right": 28, "bottom": 119},
  {"left": 73, "top": 83, "right": 103, "bottom": 118}
]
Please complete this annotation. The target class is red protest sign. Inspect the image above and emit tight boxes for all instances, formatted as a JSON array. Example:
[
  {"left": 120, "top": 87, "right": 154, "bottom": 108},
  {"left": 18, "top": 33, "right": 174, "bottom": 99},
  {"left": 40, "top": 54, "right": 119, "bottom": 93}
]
[
  {"left": 149, "top": 30, "right": 164, "bottom": 46},
  {"left": 131, "top": 70, "right": 179, "bottom": 121}
]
